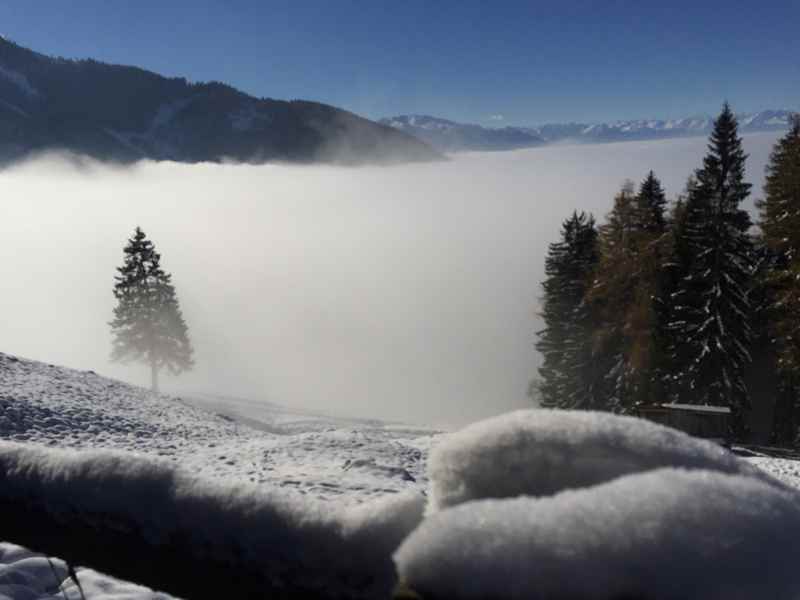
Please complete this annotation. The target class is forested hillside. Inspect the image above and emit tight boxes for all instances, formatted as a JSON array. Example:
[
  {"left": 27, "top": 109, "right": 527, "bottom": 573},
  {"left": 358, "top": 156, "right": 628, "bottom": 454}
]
[{"left": 0, "top": 38, "right": 440, "bottom": 165}]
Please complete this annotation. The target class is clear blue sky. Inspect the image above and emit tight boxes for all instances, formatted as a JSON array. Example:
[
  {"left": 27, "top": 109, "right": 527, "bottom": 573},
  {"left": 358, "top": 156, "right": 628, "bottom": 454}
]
[{"left": 0, "top": 1, "right": 797, "bottom": 125}]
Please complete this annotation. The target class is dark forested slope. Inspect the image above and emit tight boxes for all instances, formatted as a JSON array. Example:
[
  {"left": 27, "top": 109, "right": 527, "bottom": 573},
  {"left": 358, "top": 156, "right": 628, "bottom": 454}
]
[{"left": 0, "top": 38, "right": 439, "bottom": 165}]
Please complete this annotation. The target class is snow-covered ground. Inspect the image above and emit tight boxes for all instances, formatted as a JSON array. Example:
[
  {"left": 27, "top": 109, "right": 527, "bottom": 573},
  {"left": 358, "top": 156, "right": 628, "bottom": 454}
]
[
  {"left": 0, "top": 352, "right": 438, "bottom": 598},
  {"left": 2, "top": 351, "right": 800, "bottom": 599},
  {"left": 0, "top": 353, "right": 436, "bottom": 505},
  {"left": 0, "top": 542, "right": 172, "bottom": 600},
  {"left": 744, "top": 455, "right": 800, "bottom": 490}
]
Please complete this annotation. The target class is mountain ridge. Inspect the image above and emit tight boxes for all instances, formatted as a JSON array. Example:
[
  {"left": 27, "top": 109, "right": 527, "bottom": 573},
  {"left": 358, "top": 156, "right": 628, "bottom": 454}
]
[
  {"left": 381, "top": 110, "right": 796, "bottom": 153},
  {"left": 0, "top": 38, "right": 440, "bottom": 166}
]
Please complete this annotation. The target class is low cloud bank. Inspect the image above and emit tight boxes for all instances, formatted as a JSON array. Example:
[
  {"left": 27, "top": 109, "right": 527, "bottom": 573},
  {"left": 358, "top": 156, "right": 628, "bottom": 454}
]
[{"left": 0, "top": 133, "right": 781, "bottom": 425}]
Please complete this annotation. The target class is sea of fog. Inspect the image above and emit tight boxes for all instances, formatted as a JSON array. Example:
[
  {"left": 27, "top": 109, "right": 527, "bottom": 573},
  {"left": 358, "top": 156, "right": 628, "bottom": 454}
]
[{"left": 0, "top": 133, "right": 782, "bottom": 427}]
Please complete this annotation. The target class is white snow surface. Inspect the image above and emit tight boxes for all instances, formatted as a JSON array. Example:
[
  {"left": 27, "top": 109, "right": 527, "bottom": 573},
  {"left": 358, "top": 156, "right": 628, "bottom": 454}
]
[
  {"left": 0, "top": 353, "right": 434, "bottom": 504},
  {"left": 395, "top": 468, "right": 800, "bottom": 600},
  {"left": 746, "top": 455, "right": 800, "bottom": 489},
  {"left": 0, "top": 543, "right": 172, "bottom": 600},
  {"left": 2, "top": 352, "right": 800, "bottom": 599},
  {"left": 0, "top": 352, "right": 434, "bottom": 598},
  {"left": 427, "top": 408, "right": 776, "bottom": 510}
]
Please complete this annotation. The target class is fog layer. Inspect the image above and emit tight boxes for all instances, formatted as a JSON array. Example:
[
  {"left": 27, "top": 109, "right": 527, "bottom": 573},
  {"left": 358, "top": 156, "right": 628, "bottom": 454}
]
[{"left": 0, "top": 134, "right": 780, "bottom": 426}]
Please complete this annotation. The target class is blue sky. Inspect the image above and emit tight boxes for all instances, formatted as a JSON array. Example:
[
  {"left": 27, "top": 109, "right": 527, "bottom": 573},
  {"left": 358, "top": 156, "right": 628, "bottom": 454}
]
[{"left": 0, "top": 1, "right": 797, "bottom": 125}]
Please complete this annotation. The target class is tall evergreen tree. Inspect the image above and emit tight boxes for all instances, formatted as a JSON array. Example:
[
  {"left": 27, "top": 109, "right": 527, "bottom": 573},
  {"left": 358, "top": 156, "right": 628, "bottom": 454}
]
[
  {"left": 587, "top": 182, "right": 638, "bottom": 410},
  {"left": 110, "top": 227, "right": 194, "bottom": 392},
  {"left": 589, "top": 175, "right": 670, "bottom": 411},
  {"left": 662, "top": 177, "right": 696, "bottom": 382},
  {"left": 747, "top": 240, "right": 788, "bottom": 444},
  {"left": 666, "top": 103, "right": 754, "bottom": 436},
  {"left": 756, "top": 114, "right": 800, "bottom": 443},
  {"left": 536, "top": 211, "right": 600, "bottom": 409},
  {"left": 628, "top": 172, "right": 671, "bottom": 406},
  {"left": 634, "top": 171, "right": 668, "bottom": 233}
]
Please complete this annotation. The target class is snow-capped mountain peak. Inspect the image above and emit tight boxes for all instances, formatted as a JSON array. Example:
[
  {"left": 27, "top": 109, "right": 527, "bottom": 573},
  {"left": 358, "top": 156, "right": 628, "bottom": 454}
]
[{"left": 381, "top": 109, "right": 795, "bottom": 153}]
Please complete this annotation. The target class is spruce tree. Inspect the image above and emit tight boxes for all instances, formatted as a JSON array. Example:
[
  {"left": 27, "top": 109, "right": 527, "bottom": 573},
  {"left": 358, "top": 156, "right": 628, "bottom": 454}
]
[
  {"left": 536, "top": 211, "right": 600, "bottom": 409},
  {"left": 666, "top": 103, "right": 754, "bottom": 436},
  {"left": 756, "top": 114, "right": 800, "bottom": 442},
  {"left": 662, "top": 178, "right": 696, "bottom": 383},
  {"left": 634, "top": 171, "right": 668, "bottom": 233},
  {"left": 110, "top": 227, "right": 194, "bottom": 392}
]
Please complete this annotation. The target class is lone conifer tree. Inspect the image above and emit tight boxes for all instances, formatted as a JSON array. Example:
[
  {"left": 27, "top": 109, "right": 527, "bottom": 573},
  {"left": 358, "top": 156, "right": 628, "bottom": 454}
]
[
  {"left": 110, "top": 227, "right": 194, "bottom": 392},
  {"left": 536, "top": 211, "right": 600, "bottom": 409},
  {"left": 666, "top": 103, "right": 754, "bottom": 434}
]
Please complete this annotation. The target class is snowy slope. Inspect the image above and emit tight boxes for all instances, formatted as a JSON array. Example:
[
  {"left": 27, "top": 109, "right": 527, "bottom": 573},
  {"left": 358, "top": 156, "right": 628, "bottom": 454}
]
[
  {"left": 0, "top": 353, "right": 435, "bottom": 504},
  {"left": 0, "top": 351, "right": 438, "bottom": 599}
]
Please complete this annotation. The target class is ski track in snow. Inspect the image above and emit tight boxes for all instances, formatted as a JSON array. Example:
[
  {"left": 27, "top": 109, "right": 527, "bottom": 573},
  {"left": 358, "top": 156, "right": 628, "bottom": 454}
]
[{"left": 1, "top": 351, "right": 798, "bottom": 599}]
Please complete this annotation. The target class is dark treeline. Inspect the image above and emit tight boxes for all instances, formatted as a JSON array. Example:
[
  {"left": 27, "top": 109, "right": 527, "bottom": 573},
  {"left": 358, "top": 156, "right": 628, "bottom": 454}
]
[{"left": 536, "top": 104, "right": 800, "bottom": 443}]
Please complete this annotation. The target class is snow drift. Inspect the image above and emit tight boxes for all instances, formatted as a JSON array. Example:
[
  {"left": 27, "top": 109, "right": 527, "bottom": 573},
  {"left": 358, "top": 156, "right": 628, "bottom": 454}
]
[
  {"left": 428, "top": 409, "right": 775, "bottom": 510},
  {"left": 396, "top": 468, "right": 800, "bottom": 600},
  {"left": 0, "top": 441, "right": 425, "bottom": 599}
]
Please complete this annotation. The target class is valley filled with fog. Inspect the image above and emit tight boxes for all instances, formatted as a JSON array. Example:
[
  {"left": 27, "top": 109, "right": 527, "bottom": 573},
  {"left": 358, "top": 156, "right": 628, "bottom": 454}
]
[{"left": 0, "top": 133, "right": 781, "bottom": 427}]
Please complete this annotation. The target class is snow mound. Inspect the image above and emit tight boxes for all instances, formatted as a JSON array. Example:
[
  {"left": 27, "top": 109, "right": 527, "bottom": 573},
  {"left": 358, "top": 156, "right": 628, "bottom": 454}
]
[
  {"left": 0, "top": 441, "right": 425, "bottom": 599},
  {"left": 428, "top": 409, "right": 774, "bottom": 510},
  {"left": 396, "top": 468, "right": 800, "bottom": 600}
]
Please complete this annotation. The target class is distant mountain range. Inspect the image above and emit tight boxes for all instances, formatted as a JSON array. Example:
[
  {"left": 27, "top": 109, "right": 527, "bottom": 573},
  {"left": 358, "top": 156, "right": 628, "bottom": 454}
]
[
  {"left": 0, "top": 38, "right": 439, "bottom": 166},
  {"left": 380, "top": 110, "right": 795, "bottom": 153},
  {"left": 378, "top": 115, "right": 546, "bottom": 152},
  {"left": 0, "top": 37, "right": 791, "bottom": 166}
]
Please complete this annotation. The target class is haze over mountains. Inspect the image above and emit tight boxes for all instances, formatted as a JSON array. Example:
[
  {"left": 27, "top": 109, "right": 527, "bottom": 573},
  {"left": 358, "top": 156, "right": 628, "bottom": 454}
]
[
  {"left": 381, "top": 110, "right": 794, "bottom": 153},
  {"left": 0, "top": 38, "right": 439, "bottom": 166}
]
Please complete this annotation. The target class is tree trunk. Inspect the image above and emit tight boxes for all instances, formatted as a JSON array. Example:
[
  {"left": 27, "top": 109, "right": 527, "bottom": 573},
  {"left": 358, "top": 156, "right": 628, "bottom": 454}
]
[{"left": 151, "top": 360, "right": 159, "bottom": 393}]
